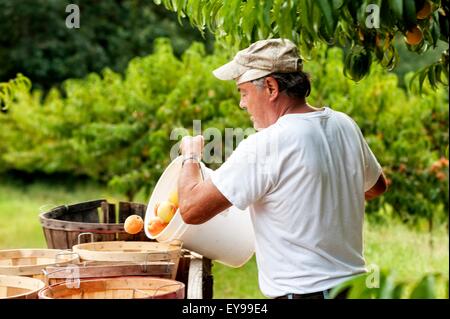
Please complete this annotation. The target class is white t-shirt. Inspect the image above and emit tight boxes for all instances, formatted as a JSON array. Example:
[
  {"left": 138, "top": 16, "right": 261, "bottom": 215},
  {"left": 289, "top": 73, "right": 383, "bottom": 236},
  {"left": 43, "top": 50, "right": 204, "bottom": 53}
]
[{"left": 209, "top": 107, "right": 382, "bottom": 298}]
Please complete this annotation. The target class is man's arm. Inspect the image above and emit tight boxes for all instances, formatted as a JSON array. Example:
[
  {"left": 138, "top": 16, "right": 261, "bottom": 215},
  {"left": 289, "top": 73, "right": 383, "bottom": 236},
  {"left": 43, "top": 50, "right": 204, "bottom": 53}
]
[
  {"left": 365, "top": 171, "right": 388, "bottom": 201},
  {"left": 178, "top": 136, "right": 232, "bottom": 225}
]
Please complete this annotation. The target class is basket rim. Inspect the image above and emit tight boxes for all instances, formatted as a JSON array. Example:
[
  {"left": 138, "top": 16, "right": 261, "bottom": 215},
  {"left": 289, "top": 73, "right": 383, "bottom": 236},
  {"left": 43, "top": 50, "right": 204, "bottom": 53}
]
[
  {"left": 0, "top": 274, "right": 46, "bottom": 299},
  {"left": 38, "top": 275, "right": 185, "bottom": 299}
]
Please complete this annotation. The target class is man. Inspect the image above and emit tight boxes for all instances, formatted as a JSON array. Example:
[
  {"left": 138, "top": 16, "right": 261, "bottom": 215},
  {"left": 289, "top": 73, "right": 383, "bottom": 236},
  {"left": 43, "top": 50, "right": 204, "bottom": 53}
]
[{"left": 177, "top": 38, "right": 387, "bottom": 299}]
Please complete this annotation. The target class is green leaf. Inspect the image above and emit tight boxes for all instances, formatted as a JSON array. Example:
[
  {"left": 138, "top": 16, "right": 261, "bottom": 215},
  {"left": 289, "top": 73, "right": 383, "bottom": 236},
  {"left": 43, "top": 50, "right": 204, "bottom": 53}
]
[
  {"left": 379, "top": 272, "right": 397, "bottom": 299},
  {"left": 402, "top": 0, "right": 417, "bottom": 28},
  {"left": 409, "top": 274, "right": 437, "bottom": 299},
  {"left": 299, "top": 0, "right": 314, "bottom": 36},
  {"left": 389, "top": 0, "right": 404, "bottom": 21},
  {"left": 332, "top": 0, "right": 344, "bottom": 11},
  {"left": 241, "top": 0, "right": 256, "bottom": 40},
  {"left": 316, "top": 0, "right": 336, "bottom": 36},
  {"left": 329, "top": 273, "right": 367, "bottom": 299},
  {"left": 392, "top": 282, "right": 406, "bottom": 299}
]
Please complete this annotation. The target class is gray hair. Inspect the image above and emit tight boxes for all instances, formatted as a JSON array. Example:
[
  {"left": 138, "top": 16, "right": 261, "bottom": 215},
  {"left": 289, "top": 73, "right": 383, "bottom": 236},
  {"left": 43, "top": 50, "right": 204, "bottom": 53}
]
[
  {"left": 251, "top": 72, "right": 311, "bottom": 98},
  {"left": 251, "top": 77, "right": 266, "bottom": 89}
]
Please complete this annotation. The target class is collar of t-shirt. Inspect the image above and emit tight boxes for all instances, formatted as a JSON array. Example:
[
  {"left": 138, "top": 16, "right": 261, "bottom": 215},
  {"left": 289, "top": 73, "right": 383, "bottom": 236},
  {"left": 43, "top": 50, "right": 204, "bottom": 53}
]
[{"left": 276, "top": 106, "right": 331, "bottom": 124}]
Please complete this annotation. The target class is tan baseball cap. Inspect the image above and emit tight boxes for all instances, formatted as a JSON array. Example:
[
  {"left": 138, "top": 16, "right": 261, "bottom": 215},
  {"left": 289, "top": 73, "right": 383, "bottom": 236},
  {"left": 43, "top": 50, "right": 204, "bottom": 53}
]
[{"left": 213, "top": 38, "right": 303, "bottom": 85}]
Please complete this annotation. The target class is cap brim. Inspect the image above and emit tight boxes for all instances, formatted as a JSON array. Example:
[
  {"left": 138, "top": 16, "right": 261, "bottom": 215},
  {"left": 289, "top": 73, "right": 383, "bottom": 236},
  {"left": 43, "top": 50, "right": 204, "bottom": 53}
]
[
  {"left": 212, "top": 60, "right": 247, "bottom": 81},
  {"left": 213, "top": 60, "right": 272, "bottom": 85},
  {"left": 235, "top": 69, "right": 272, "bottom": 84}
]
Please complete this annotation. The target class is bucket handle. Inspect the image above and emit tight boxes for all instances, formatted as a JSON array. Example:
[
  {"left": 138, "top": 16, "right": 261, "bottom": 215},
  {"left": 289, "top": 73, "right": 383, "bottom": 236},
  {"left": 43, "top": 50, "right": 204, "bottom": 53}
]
[
  {"left": 55, "top": 250, "right": 80, "bottom": 265},
  {"left": 177, "top": 153, "right": 205, "bottom": 181},
  {"left": 142, "top": 251, "right": 172, "bottom": 273},
  {"left": 196, "top": 162, "right": 228, "bottom": 218},
  {"left": 77, "top": 232, "right": 94, "bottom": 245},
  {"left": 42, "top": 264, "right": 81, "bottom": 287}
]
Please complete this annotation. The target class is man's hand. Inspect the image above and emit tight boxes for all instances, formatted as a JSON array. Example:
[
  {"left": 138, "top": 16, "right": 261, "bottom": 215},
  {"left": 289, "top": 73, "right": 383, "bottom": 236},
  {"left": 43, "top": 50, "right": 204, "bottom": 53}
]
[
  {"left": 180, "top": 135, "right": 204, "bottom": 158},
  {"left": 178, "top": 134, "right": 232, "bottom": 225}
]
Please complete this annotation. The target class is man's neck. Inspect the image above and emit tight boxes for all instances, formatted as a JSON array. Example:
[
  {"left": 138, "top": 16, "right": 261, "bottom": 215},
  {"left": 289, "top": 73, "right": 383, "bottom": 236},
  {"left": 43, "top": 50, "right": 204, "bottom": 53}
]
[{"left": 276, "top": 97, "right": 318, "bottom": 118}]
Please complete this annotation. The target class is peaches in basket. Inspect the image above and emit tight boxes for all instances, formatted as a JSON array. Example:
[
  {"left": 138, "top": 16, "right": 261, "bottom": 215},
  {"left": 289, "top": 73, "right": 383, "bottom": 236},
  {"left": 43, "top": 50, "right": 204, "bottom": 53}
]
[{"left": 148, "top": 188, "right": 179, "bottom": 236}]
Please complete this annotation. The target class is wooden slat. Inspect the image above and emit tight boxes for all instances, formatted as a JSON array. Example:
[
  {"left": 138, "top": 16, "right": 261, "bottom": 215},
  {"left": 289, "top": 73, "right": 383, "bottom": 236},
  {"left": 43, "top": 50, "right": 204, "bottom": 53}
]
[
  {"left": 132, "top": 232, "right": 148, "bottom": 242},
  {"left": 0, "top": 285, "right": 7, "bottom": 297},
  {"left": 202, "top": 258, "right": 213, "bottom": 299},
  {"left": 116, "top": 232, "right": 134, "bottom": 241},
  {"left": 67, "top": 199, "right": 105, "bottom": 214},
  {"left": 129, "top": 202, "right": 146, "bottom": 218},
  {"left": 72, "top": 241, "right": 180, "bottom": 263},
  {"left": 49, "top": 230, "right": 69, "bottom": 250},
  {"left": 187, "top": 257, "right": 203, "bottom": 299},
  {"left": 43, "top": 228, "right": 55, "bottom": 249},
  {"left": 41, "top": 218, "right": 124, "bottom": 232},
  {"left": 7, "top": 287, "right": 29, "bottom": 297},
  {"left": 101, "top": 202, "right": 116, "bottom": 224},
  {"left": 80, "top": 209, "right": 100, "bottom": 223},
  {"left": 59, "top": 211, "right": 83, "bottom": 222},
  {"left": 118, "top": 202, "right": 131, "bottom": 223},
  {"left": 98, "top": 233, "right": 116, "bottom": 242},
  {"left": 66, "top": 231, "right": 81, "bottom": 249},
  {"left": 175, "top": 252, "right": 191, "bottom": 294}
]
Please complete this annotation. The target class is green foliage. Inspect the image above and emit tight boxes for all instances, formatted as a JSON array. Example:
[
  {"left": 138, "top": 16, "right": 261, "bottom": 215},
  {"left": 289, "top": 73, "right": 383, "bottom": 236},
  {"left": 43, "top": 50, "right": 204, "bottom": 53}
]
[
  {"left": 0, "top": 40, "right": 448, "bottom": 223},
  {"left": 155, "top": 0, "right": 449, "bottom": 89},
  {"left": 0, "top": 39, "right": 247, "bottom": 200},
  {"left": 0, "top": 0, "right": 213, "bottom": 90},
  {"left": 329, "top": 269, "right": 448, "bottom": 299},
  {"left": 0, "top": 74, "right": 32, "bottom": 112}
]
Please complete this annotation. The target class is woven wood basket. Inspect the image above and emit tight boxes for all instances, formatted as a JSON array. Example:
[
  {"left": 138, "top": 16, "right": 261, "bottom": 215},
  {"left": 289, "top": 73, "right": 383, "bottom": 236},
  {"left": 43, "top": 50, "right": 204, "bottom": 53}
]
[
  {"left": 0, "top": 275, "right": 45, "bottom": 299},
  {"left": 71, "top": 240, "right": 182, "bottom": 279},
  {"left": 38, "top": 276, "right": 185, "bottom": 299},
  {"left": 0, "top": 248, "right": 79, "bottom": 281}
]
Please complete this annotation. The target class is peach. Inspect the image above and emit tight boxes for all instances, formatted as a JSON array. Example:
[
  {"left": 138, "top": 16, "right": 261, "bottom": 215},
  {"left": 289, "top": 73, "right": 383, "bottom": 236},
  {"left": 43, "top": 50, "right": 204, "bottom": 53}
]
[
  {"left": 124, "top": 215, "right": 143, "bottom": 234},
  {"left": 156, "top": 201, "right": 176, "bottom": 223},
  {"left": 168, "top": 188, "right": 179, "bottom": 207},
  {"left": 148, "top": 216, "right": 167, "bottom": 236},
  {"left": 405, "top": 26, "right": 423, "bottom": 46},
  {"left": 416, "top": 1, "right": 432, "bottom": 20}
]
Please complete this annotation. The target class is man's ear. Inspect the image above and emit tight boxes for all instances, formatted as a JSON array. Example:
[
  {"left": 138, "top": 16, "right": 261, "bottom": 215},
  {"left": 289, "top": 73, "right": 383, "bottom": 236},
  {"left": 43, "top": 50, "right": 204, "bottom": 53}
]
[{"left": 265, "top": 77, "right": 279, "bottom": 101}]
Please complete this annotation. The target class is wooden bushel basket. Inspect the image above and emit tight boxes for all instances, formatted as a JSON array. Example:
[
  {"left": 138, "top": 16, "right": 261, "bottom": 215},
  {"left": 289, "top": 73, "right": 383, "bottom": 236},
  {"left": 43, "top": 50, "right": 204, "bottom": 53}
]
[
  {"left": 44, "top": 260, "right": 175, "bottom": 286},
  {"left": 0, "top": 249, "right": 79, "bottom": 281},
  {"left": 0, "top": 275, "right": 45, "bottom": 299},
  {"left": 71, "top": 238, "right": 182, "bottom": 280},
  {"left": 38, "top": 276, "right": 185, "bottom": 299},
  {"left": 39, "top": 200, "right": 150, "bottom": 250}
]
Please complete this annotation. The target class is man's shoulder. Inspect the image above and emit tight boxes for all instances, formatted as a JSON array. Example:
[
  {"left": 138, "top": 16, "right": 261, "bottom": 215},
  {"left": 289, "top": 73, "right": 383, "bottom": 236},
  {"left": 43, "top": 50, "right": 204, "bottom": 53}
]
[{"left": 328, "top": 107, "right": 356, "bottom": 123}]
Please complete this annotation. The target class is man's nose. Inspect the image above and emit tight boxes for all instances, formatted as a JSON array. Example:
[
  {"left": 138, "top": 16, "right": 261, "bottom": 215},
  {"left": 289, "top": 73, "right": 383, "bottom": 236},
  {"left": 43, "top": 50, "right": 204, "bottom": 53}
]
[{"left": 239, "top": 100, "right": 246, "bottom": 110}]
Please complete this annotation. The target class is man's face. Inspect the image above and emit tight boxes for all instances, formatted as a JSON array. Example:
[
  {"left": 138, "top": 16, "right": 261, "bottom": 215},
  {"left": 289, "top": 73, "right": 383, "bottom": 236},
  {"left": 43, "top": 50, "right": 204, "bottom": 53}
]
[{"left": 237, "top": 81, "right": 270, "bottom": 131}]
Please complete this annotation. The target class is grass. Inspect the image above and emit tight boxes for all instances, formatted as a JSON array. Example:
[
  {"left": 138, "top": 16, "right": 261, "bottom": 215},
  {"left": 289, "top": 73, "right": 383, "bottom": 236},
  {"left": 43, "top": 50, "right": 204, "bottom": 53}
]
[{"left": 0, "top": 178, "right": 448, "bottom": 298}]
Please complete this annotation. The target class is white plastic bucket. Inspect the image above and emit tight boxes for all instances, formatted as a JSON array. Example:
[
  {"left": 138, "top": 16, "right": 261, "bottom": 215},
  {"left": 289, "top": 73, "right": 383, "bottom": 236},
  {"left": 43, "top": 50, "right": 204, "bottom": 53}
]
[{"left": 144, "top": 156, "right": 255, "bottom": 267}]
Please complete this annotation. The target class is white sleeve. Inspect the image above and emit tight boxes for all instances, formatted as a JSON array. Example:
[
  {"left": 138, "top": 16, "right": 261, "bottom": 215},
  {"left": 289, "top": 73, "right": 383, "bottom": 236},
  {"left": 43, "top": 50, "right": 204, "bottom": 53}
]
[
  {"left": 353, "top": 123, "right": 382, "bottom": 192},
  {"left": 361, "top": 137, "right": 382, "bottom": 191},
  {"left": 346, "top": 115, "right": 382, "bottom": 191},
  {"left": 209, "top": 135, "right": 274, "bottom": 210}
]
